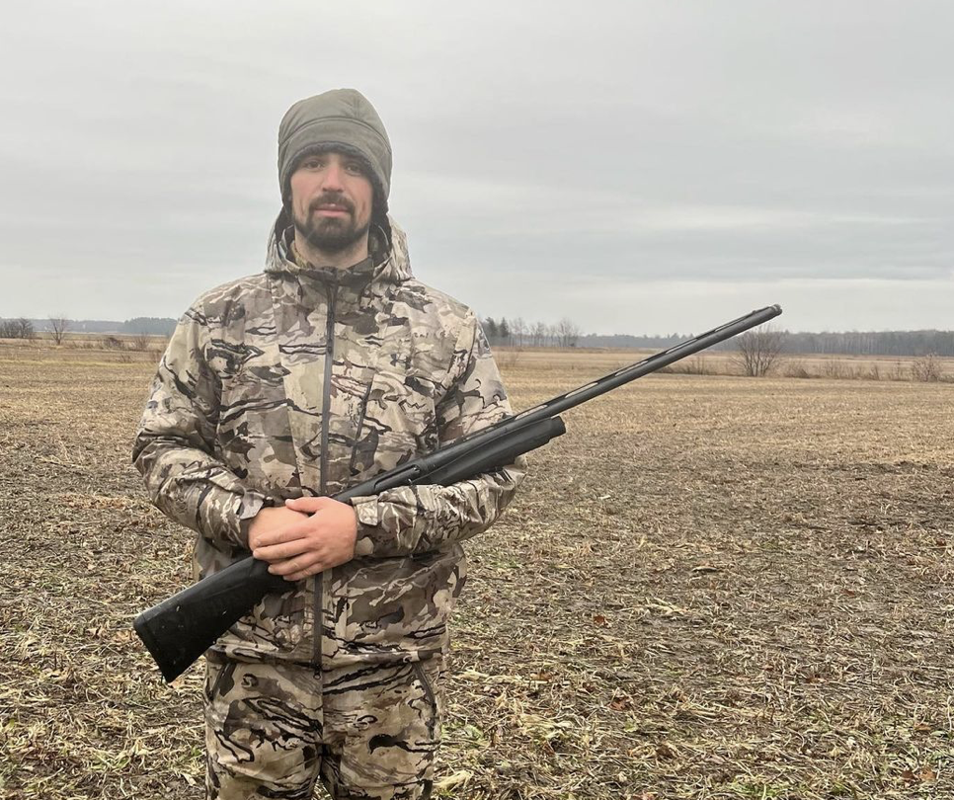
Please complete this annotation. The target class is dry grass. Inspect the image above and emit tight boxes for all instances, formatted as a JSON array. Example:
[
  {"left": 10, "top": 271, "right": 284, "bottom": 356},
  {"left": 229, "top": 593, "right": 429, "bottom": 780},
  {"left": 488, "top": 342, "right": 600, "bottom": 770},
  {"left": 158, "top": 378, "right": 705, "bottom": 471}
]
[
  {"left": 0, "top": 335, "right": 167, "bottom": 364},
  {"left": 2, "top": 347, "right": 953, "bottom": 799},
  {"left": 498, "top": 347, "right": 954, "bottom": 377},
  {"left": 505, "top": 347, "right": 954, "bottom": 383}
]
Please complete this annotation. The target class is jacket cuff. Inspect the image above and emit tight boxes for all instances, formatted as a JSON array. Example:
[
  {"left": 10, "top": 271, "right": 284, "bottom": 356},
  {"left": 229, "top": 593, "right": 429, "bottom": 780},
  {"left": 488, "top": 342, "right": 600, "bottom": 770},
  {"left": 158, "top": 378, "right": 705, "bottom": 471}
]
[
  {"left": 236, "top": 490, "right": 271, "bottom": 549},
  {"left": 349, "top": 495, "right": 380, "bottom": 557}
]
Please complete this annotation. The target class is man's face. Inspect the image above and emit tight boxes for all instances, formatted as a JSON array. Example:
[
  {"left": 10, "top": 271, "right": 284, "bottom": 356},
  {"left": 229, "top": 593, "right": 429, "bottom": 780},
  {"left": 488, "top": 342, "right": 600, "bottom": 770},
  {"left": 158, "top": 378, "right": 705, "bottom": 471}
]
[{"left": 289, "top": 150, "right": 374, "bottom": 254}]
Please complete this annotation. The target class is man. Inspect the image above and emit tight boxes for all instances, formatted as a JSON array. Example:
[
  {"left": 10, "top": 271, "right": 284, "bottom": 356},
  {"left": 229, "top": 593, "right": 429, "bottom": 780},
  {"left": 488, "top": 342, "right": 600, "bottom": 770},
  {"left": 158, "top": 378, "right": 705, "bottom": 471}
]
[{"left": 133, "top": 88, "right": 524, "bottom": 800}]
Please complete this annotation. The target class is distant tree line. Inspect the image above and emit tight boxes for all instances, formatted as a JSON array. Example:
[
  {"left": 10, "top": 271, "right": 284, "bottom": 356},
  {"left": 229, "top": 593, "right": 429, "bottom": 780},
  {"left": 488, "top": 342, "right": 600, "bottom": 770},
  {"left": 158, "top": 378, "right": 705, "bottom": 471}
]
[
  {"left": 0, "top": 316, "right": 177, "bottom": 336},
  {"left": 582, "top": 329, "right": 954, "bottom": 357},
  {"left": 121, "top": 317, "right": 177, "bottom": 336},
  {"left": 2, "top": 312, "right": 951, "bottom": 357},
  {"left": 579, "top": 333, "right": 693, "bottom": 349},
  {"left": 776, "top": 330, "right": 954, "bottom": 357},
  {"left": 480, "top": 316, "right": 583, "bottom": 348}
]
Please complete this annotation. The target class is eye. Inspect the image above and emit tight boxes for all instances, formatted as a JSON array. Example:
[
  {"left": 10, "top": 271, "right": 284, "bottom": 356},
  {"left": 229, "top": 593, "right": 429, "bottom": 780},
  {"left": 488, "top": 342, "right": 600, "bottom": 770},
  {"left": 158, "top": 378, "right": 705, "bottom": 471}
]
[
  {"left": 302, "top": 156, "right": 325, "bottom": 170},
  {"left": 344, "top": 161, "right": 365, "bottom": 176}
]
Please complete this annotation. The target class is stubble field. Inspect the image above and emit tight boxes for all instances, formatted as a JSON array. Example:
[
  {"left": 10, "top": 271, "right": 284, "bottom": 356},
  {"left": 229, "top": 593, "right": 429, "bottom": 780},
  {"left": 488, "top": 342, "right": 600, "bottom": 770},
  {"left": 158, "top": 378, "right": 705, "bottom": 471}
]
[{"left": 1, "top": 343, "right": 953, "bottom": 799}]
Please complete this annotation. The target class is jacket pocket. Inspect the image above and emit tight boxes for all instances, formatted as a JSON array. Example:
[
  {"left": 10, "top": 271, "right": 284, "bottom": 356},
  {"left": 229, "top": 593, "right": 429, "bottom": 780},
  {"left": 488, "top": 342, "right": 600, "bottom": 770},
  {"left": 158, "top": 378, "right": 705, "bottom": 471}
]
[
  {"left": 222, "top": 582, "right": 312, "bottom": 660},
  {"left": 345, "top": 370, "right": 438, "bottom": 486},
  {"left": 412, "top": 654, "right": 444, "bottom": 743},
  {"left": 204, "top": 652, "right": 236, "bottom": 702},
  {"left": 328, "top": 547, "right": 465, "bottom": 663}
]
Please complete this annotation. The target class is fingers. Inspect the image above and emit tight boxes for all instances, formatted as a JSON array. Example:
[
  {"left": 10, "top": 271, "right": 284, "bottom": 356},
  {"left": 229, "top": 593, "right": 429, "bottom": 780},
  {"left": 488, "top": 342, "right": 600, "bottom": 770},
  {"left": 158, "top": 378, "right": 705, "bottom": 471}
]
[
  {"left": 250, "top": 496, "right": 356, "bottom": 579},
  {"left": 264, "top": 539, "right": 355, "bottom": 581},
  {"left": 285, "top": 496, "right": 333, "bottom": 514},
  {"left": 252, "top": 517, "right": 313, "bottom": 549},
  {"left": 278, "top": 550, "right": 349, "bottom": 582},
  {"left": 252, "top": 535, "right": 312, "bottom": 562},
  {"left": 268, "top": 550, "right": 324, "bottom": 580},
  {"left": 284, "top": 567, "right": 321, "bottom": 582}
]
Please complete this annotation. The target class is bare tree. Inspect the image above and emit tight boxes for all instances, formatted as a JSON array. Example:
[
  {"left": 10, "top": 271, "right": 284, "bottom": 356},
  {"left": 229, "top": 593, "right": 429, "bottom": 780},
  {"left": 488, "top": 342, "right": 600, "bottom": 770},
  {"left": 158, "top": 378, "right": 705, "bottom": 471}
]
[
  {"left": 531, "top": 321, "right": 547, "bottom": 347},
  {"left": 49, "top": 315, "right": 71, "bottom": 345},
  {"left": 0, "top": 318, "right": 35, "bottom": 339},
  {"left": 18, "top": 318, "right": 36, "bottom": 340},
  {"left": 131, "top": 330, "right": 152, "bottom": 351},
  {"left": 911, "top": 353, "right": 942, "bottom": 382},
  {"left": 556, "top": 317, "right": 581, "bottom": 348},
  {"left": 510, "top": 317, "right": 527, "bottom": 348},
  {"left": 734, "top": 326, "right": 785, "bottom": 377}
]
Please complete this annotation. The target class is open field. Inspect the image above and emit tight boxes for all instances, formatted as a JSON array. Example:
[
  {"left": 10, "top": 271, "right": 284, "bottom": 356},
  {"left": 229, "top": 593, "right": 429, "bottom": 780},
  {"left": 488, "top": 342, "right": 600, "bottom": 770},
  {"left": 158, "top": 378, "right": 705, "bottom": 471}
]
[
  {"left": 3, "top": 336, "right": 954, "bottom": 382},
  {"left": 496, "top": 348, "right": 954, "bottom": 383},
  {"left": 2, "top": 344, "right": 954, "bottom": 799}
]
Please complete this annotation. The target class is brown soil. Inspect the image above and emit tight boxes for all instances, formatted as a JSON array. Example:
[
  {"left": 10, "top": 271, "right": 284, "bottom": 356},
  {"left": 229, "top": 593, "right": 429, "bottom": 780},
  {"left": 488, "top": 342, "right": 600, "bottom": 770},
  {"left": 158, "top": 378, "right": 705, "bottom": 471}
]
[{"left": 1, "top": 347, "right": 952, "bottom": 799}]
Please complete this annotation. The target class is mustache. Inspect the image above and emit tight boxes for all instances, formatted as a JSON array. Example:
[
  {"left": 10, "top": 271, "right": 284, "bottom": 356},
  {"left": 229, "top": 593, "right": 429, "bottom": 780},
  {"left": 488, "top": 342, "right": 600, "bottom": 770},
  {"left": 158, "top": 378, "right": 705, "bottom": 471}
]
[{"left": 309, "top": 194, "right": 355, "bottom": 214}]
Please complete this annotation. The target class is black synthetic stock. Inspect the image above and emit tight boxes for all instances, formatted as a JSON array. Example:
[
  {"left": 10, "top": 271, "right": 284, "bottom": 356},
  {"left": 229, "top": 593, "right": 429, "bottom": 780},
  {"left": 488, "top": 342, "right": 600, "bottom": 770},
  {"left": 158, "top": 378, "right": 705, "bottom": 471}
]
[
  {"left": 134, "top": 556, "right": 283, "bottom": 683},
  {"left": 134, "top": 305, "right": 782, "bottom": 682}
]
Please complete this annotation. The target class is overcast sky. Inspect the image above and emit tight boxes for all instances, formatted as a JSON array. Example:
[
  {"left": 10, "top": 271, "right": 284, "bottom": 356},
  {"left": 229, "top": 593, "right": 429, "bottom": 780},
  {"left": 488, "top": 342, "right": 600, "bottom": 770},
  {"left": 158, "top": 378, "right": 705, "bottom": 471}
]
[{"left": 1, "top": 1, "right": 951, "bottom": 334}]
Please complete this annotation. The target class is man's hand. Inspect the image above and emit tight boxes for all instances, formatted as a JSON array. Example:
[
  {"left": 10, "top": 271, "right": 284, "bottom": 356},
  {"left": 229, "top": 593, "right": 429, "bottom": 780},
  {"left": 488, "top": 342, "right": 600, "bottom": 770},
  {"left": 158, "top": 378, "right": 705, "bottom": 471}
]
[
  {"left": 249, "top": 497, "right": 358, "bottom": 582},
  {"left": 247, "top": 506, "right": 309, "bottom": 551}
]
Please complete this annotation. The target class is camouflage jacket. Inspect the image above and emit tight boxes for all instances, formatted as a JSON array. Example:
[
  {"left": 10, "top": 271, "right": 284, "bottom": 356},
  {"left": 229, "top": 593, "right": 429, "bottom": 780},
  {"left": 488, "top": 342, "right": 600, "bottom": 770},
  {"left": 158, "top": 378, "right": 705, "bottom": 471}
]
[{"left": 133, "top": 218, "right": 524, "bottom": 667}]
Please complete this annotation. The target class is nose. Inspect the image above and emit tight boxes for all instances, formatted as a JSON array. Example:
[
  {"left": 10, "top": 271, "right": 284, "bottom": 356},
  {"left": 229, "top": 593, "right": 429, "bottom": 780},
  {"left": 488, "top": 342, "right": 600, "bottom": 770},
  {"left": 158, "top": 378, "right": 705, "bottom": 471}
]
[{"left": 322, "top": 162, "right": 345, "bottom": 191}]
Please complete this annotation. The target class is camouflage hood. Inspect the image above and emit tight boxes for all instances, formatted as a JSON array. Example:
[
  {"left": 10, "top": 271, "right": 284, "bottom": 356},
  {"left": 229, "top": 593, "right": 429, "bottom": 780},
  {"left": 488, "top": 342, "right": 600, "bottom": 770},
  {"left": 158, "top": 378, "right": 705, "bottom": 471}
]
[{"left": 134, "top": 217, "right": 524, "bottom": 668}]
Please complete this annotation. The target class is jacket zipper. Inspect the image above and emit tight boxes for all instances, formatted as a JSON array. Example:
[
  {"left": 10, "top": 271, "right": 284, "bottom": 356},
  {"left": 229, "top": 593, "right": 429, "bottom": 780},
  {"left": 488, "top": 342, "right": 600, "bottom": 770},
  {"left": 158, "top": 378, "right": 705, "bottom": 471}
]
[
  {"left": 314, "top": 283, "right": 337, "bottom": 665},
  {"left": 347, "top": 382, "right": 374, "bottom": 476}
]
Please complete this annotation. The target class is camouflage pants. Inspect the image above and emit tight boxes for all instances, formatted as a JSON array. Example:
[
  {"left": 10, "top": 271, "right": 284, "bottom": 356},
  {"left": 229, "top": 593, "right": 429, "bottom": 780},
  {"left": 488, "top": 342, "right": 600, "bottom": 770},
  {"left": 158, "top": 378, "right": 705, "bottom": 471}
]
[{"left": 203, "top": 652, "right": 444, "bottom": 800}]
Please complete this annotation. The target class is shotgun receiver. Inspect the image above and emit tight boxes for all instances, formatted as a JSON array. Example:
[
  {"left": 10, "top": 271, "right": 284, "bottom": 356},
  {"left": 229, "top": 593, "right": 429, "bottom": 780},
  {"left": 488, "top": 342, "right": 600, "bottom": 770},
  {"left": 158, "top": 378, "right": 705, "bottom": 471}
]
[{"left": 134, "top": 304, "right": 782, "bottom": 681}]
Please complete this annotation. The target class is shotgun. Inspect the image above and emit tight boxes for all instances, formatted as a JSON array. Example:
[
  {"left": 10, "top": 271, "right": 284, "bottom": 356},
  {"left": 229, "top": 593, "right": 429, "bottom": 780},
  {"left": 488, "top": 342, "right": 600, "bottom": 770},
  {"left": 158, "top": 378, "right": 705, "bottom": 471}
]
[{"left": 135, "top": 304, "right": 782, "bottom": 681}]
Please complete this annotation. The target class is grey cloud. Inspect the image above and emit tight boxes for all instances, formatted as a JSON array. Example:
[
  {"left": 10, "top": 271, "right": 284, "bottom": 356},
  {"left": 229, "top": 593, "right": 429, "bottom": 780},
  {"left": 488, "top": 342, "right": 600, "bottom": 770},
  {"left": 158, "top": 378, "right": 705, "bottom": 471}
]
[{"left": 1, "top": 0, "right": 952, "bottom": 330}]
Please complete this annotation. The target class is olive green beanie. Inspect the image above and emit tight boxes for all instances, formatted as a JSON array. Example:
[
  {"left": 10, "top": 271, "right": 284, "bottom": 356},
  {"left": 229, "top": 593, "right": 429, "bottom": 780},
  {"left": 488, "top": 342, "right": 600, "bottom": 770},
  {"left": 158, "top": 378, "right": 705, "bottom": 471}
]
[{"left": 278, "top": 88, "right": 392, "bottom": 215}]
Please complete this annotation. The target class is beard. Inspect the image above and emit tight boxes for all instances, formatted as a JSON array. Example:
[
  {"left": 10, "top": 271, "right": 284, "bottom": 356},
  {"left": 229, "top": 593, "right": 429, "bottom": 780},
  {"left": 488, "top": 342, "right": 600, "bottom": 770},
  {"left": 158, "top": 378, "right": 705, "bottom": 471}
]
[{"left": 293, "top": 194, "right": 370, "bottom": 255}]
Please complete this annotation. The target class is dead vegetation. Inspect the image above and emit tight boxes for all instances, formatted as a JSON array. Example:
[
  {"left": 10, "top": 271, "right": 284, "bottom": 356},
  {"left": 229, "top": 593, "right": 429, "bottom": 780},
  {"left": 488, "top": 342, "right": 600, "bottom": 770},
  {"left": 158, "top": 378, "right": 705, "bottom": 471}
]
[
  {"left": 2, "top": 348, "right": 954, "bottom": 799},
  {"left": 0, "top": 335, "right": 166, "bottom": 364},
  {"left": 911, "top": 354, "right": 943, "bottom": 383},
  {"left": 652, "top": 350, "right": 952, "bottom": 383},
  {"left": 48, "top": 316, "right": 71, "bottom": 346},
  {"left": 733, "top": 327, "right": 785, "bottom": 377}
]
